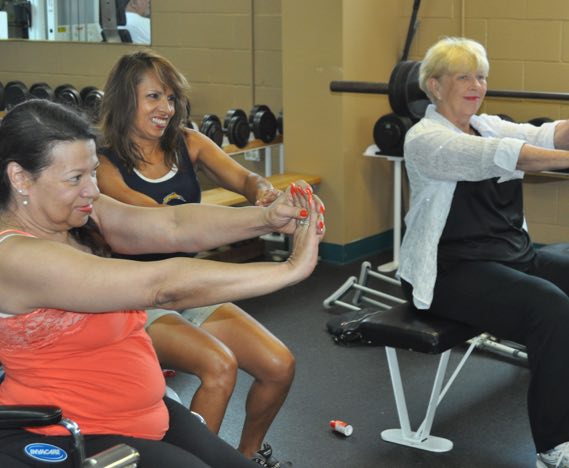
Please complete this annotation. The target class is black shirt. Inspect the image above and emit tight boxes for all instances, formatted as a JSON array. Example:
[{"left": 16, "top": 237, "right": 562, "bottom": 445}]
[{"left": 438, "top": 175, "right": 535, "bottom": 268}]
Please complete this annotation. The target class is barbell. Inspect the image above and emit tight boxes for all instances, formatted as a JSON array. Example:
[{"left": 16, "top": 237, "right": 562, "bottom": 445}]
[{"left": 330, "top": 60, "right": 569, "bottom": 121}]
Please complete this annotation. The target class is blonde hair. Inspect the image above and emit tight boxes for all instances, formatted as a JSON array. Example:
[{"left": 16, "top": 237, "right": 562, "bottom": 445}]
[{"left": 419, "top": 37, "right": 490, "bottom": 102}]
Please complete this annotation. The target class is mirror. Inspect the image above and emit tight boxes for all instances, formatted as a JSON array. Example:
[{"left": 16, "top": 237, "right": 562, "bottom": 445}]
[{"left": 0, "top": 0, "right": 151, "bottom": 44}]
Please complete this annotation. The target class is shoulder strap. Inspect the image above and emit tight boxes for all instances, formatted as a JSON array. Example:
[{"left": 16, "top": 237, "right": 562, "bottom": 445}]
[{"left": 0, "top": 229, "right": 35, "bottom": 244}]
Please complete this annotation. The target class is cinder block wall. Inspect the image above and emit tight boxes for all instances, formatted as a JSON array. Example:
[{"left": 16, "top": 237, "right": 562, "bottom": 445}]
[
  {"left": 283, "top": 0, "right": 569, "bottom": 259},
  {"left": 1, "top": 0, "right": 569, "bottom": 255},
  {"left": 404, "top": 0, "right": 569, "bottom": 244},
  {"left": 0, "top": 0, "right": 282, "bottom": 123}
]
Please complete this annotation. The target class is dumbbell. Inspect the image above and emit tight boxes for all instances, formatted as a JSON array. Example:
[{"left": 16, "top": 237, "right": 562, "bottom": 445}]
[
  {"left": 80, "top": 86, "right": 104, "bottom": 123},
  {"left": 372, "top": 113, "right": 413, "bottom": 157},
  {"left": 199, "top": 114, "right": 224, "bottom": 147},
  {"left": 224, "top": 109, "right": 251, "bottom": 148},
  {"left": 527, "top": 117, "right": 553, "bottom": 126},
  {"left": 249, "top": 105, "right": 278, "bottom": 143},
  {"left": 55, "top": 84, "right": 82, "bottom": 108},
  {"left": 29, "top": 82, "right": 54, "bottom": 101},
  {"left": 4, "top": 81, "right": 29, "bottom": 110}
]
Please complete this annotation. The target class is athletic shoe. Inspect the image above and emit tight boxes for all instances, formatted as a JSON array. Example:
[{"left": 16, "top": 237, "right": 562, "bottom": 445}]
[
  {"left": 251, "top": 442, "right": 292, "bottom": 467},
  {"left": 537, "top": 442, "right": 569, "bottom": 467}
]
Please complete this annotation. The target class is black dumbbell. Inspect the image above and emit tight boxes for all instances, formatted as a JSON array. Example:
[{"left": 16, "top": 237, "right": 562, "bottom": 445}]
[
  {"left": 373, "top": 113, "right": 413, "bottom": 157},
  {"left": 80, "top": 86, "right": 104, "bottom": 123},
  {"left": 277, "top": 110, "right": 283, "bottom": 135},
  {"left": 4, "top": 81, "right": 29, "bottom": 110},
  {"left": 527, "top": 117, "right": 553, "bottom": 126},
  {"left": 55, "top": 84, "right": 82, "bottom": 108},
  {"left": 224, "top": 109, "right": 250, "bottom": 148},
  {"left": 29, "top": 82, "right": 54, "bottom": 101},
  {"left": 249, "top": 105, "right": 278, "bottom": 143},
  {"left": 199, "top": 114, "right": 224, "bottom": 147}
]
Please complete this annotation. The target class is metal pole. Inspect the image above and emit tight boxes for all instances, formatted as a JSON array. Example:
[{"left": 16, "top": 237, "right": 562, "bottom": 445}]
[{"left": 330, "top": 80, "right": 569, "bottom": 102}]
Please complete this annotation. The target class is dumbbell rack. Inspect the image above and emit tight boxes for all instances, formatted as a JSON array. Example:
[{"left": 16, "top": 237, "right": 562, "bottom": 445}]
[{"left": 224, "top": 134, "right": 285, "bottom": 178}]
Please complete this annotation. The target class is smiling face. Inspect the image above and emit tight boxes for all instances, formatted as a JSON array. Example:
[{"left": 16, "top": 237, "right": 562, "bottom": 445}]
[
  {"left": 25, "top": 139, "right": 100, "bottom": 232},
  {"left": 429, "top": 68, "right": 488, "bottom": 130},
  {"left": 131, "top": 70, "right": 176, "bottom": 144}
]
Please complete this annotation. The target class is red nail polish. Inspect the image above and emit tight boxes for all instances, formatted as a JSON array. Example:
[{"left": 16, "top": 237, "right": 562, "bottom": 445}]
[
  {"left": 290, "top": 183, "right": 296, "bottom": 195},
  {"left": 300, "top": 209, "right": 308, "bottom": 218},
  {"left": 318, "top": 220, "right": 325, "bottom": 230},
  {"left": 319, "top": 205, "right": 325, "bottom": 214}
]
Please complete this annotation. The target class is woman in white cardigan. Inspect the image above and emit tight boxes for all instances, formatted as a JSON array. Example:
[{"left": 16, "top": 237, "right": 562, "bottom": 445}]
[{"left": 397, "top": 36, "right": 569, "bottom": 468}]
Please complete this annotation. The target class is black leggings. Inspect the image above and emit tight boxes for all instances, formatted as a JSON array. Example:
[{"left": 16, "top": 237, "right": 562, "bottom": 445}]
[
  {"left": 0, "top": 397, "right": 257, "bottom": 467},
  {"left": 402, "top": 248, "right": 569, "bottom": 453}
]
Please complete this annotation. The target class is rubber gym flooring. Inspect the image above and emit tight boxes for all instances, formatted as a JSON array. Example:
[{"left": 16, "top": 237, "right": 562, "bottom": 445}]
[{"left": 169, "top": 250, "right": 536, "bottom": 468}]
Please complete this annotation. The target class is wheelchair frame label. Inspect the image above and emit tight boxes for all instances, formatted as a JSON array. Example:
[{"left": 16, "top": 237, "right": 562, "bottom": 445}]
[{"left": 24, "top": 443, "right": 68, "bottom": 463}]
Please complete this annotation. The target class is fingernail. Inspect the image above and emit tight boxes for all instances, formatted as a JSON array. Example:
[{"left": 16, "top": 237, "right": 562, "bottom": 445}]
[
  {"left": 305, "top": 187, "right": 312, "bottom": 195},
  {"left": 318, "top": 220, "right": 325, "bottom": 230},
  {"left": 300, "top": 209, "right": 308, "bottom": 218},
  {"left": 290, "top": 183, "right": 297, "bottom": 195},
  {"left": 319, "top": 205, "right": 325, "bottom": 214}
]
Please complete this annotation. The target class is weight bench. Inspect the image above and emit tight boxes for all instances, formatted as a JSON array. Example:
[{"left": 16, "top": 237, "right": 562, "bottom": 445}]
[{"left": 360, "top": 302, "right": 481, "bottom": 452}]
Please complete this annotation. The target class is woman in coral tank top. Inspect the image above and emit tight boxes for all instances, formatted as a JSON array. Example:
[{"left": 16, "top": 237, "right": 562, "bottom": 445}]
[{"left": 0, "top": 99, "right": 324, "bottom": 467}]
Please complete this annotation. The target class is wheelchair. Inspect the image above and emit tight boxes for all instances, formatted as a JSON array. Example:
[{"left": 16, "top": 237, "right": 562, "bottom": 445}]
[{"left": 0, "top": 405, "right": 139, "bottom": 467}]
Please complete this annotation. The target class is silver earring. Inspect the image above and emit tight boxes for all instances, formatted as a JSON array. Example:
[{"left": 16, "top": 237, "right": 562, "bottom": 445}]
[{"left": 22, "top": 198, "right": 29, "bottom": 206}]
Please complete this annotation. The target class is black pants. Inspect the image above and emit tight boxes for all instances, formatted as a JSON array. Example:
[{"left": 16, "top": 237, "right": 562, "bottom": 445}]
[
  {"left": 0, "top": 397, "right": 257, "bottom": 467},
  {"left": 402, "top": 248, "right": 569, "bottom": 453}
]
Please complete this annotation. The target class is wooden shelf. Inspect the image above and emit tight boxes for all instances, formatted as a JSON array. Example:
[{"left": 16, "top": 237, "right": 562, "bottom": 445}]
[{"left": 201, "top": 172, "right": 322, "bottom": 206}]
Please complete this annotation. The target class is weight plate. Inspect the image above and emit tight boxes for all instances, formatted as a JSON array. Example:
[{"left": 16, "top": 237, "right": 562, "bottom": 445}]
[
  {"left": 55, "top": 84, "right": 82, "bottom": 108},
  {"left": 388, "top": 61, "right": 429, "bottom": 121},
  {"left": 373, "top": 113, "right": 413, "bottom": 156},
  {"left": 29, "top": 82, "right": 54, "bottom": 101},
  {"left": 81, "top": 86, "right": 104, "bottom": 123},
  {"left": 250, "top": 104, "right": 277, "bottom": 143},
  {"left": 200, "top": 114, "right": 224, "bottom": 147},
  {"left": 5, "top": 80, "right": 29, "bottom": 110},
  {"left": 224, "top": 109, "right": 250, "bottom": 148}
]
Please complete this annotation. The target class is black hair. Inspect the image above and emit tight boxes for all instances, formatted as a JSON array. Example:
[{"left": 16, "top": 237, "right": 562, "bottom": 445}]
[{"left": 0, "top": 99, "right": 111, "bottom": 256}]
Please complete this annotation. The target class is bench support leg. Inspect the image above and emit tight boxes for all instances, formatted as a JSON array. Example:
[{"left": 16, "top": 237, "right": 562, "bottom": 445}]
[{"left": 381, "top": 347, "right": 454, "bottom": 452}]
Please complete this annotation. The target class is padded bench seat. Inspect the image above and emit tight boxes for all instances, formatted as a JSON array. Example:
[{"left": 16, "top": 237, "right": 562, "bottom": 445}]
[
  {"left": 360, "top": 303, "right": 480, "bottom": 354},
  {"left": 357, "top": 302, "right": 482, "bottom": 453}
]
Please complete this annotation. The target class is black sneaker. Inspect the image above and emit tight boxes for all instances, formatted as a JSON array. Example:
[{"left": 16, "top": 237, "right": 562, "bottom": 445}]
[{"left": 251, "top": 443, "right": 292, "bottom": 467}]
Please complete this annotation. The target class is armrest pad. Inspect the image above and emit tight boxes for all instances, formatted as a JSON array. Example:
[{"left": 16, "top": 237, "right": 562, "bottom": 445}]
[{"left": 0, "top": 405, "right": 62, "bottom": 428}]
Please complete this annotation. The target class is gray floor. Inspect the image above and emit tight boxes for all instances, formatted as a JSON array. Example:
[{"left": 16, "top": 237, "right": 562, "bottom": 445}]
[{"left": 168, "top": 251, "right": 537, "bottom": 468}]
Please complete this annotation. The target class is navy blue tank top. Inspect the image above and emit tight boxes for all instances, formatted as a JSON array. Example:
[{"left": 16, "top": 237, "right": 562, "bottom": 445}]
[
  {"left": 100, "top": 136, "right": 201, "bottom": 206},
  {"left": 100, "top": 136, "right": 201, "bottom": 260}
]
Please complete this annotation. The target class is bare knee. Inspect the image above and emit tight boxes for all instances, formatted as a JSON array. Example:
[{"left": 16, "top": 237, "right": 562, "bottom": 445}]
[
  {"left": 199, "top": 346, "right": 238, "bottom": 392},
  {"left": 263, "top": 347, "right": 296, "bottom": 386}
]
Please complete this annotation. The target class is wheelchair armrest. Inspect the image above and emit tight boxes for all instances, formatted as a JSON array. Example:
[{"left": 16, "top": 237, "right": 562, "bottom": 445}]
[{"left": 0, "top": 405, "right": 62, "bottom": 429}]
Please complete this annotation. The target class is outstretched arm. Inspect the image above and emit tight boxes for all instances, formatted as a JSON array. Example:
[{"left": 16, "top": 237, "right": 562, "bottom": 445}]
[
  {"left": 0, "top": 188, "right": 323, "bottom": 315},
  {"left": 187, "top": 129, "right": 281, "bottom": 205},
  {"left": 92, "top": 180, "right": 317, "bottom": 255}
]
